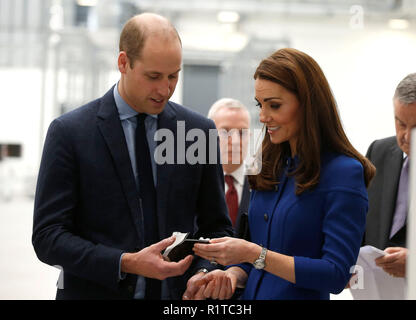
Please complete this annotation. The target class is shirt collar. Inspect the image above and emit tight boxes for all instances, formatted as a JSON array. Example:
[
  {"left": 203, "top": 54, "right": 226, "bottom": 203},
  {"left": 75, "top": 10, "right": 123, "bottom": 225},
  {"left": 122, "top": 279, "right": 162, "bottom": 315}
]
[
  {"left": 225, "top": 164, "right": 245, "bottom": 186},
  {"left": 113, "top": 83, "right": 158, "bottom": 121}
]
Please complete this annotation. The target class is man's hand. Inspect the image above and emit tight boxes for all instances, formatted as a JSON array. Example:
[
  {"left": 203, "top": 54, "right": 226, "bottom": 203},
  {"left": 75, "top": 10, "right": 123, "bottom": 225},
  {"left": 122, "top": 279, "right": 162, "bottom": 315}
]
[
  {"left": 182, "top": 271, "right": 209, "bottom": 300},
  {"left": 200, "top": 269, "right": 236, "bottom": 300},
  {"left": 183, "top": 269, "right": 236, "bottom": 300},
  {"left": 375, "top": 247, "right": 408, "bottom": 278},
  {"left": 121, "top": 236, "right": 193, "bottom": 280}
]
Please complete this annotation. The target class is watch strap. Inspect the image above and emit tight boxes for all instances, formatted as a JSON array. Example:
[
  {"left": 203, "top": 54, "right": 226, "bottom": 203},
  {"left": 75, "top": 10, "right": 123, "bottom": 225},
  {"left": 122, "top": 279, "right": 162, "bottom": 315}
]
[{"left": 259, "top": 246, "right": 267, "bottom": 260}]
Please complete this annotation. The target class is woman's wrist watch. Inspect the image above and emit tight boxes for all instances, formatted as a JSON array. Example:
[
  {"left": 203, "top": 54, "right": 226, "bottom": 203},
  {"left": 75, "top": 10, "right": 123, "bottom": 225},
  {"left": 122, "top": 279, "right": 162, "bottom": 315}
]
[{"left": 253, "top": 246, "right": 267, "bottom": 270}]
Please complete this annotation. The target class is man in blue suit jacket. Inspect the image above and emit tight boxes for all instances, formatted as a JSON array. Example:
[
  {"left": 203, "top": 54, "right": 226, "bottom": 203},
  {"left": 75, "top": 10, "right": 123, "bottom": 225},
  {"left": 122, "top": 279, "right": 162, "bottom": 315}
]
[{"left": 32, "top": 13, "right": 233, "bottom": 300}]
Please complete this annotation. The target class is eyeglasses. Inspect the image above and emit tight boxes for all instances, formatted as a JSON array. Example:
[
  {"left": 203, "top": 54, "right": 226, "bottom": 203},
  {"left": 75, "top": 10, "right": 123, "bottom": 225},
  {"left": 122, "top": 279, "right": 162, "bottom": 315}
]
[{"left": 217, "top": 128, "right": 249, "bottom": 139}]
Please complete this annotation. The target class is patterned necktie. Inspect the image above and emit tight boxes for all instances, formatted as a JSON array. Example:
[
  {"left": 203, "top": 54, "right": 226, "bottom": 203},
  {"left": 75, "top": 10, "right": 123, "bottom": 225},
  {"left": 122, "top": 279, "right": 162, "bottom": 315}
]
[
  {"left": 136, "top": 113, "right": 160, "bottom": 299},
  {"left": 390, "top": 156, "right": 409, "bottom": 239},
  {"left": 225, "top": 175, "right": 238, "bottom": 226}
]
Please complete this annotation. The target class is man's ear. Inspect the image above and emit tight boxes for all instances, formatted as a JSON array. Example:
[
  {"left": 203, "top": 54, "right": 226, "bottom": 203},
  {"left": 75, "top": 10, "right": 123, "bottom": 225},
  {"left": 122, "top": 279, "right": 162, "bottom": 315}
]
[{"left": 118, "top": 51, "right": 129, "bottom": 73}]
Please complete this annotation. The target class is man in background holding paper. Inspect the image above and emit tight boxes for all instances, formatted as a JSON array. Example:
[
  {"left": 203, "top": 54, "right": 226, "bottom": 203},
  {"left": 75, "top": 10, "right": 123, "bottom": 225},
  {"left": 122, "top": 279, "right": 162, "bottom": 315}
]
[{"left": 363, "top": 73, "right": 416, "bottom": 278}]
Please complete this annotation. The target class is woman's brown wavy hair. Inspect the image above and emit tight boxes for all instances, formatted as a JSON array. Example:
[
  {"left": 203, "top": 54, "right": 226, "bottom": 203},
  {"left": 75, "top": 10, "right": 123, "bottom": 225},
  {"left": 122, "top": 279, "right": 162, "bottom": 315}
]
[{"left": 248, "top": 48, "right": 375, "bottom": 194}]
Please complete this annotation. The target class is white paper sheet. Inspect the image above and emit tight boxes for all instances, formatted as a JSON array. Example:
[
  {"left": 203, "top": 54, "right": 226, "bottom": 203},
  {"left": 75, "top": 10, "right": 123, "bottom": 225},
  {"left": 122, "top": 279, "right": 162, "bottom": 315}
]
[{"left": 349, "top": 245, "right": 406, "bottom": 300}]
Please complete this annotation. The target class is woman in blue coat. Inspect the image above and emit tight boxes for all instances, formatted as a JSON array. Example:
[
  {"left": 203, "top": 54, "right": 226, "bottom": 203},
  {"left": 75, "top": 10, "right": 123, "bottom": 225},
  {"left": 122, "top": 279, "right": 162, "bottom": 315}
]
[{"left": 191, "top": 48, "right": 376, "bottom": 300}]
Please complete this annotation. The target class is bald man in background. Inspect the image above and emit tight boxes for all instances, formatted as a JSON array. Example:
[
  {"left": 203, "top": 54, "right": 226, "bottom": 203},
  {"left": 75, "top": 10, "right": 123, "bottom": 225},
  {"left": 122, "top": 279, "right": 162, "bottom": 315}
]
[
  {"left": 32, "top": 13, "right": 232, "bottom": 300},
  {"left": 208, "top": 98, "right": 251, "bottom": 240},
  {"left": 364, "top": 73, "right": 416, "bottom": 278}
]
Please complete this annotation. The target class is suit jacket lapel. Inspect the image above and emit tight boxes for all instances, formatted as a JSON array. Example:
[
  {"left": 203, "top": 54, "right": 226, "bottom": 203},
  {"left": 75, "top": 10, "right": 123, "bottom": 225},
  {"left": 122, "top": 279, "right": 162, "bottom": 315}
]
[
  {"left": 96, "top": 87, "right": 144, "bottom": 245},
  {"left": 156, "top": 102, "right": 177, "bottom": 237},
  {"left": 236, "top": 176, "right": 250, "bottom": 224},
  {"left": 235, "top": 176, "right": 251, "bottom": 238},
  {"left": 238, "top": 176, "right": 251, "bottom": 216},
  {"left": 380, "top": 143, "right": 403, "bottom": 248}
]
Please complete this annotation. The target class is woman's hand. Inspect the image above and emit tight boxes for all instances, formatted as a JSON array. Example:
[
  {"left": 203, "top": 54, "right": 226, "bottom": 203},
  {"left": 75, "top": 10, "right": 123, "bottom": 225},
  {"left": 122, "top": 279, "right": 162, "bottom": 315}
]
[{"left": 193, "top": 237, "right": 260, "bottom": 266}]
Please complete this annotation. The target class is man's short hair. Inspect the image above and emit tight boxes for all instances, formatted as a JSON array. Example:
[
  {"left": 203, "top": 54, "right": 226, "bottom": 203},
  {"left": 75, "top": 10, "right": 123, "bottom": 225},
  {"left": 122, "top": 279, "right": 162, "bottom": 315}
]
[
  {"left": 119, "top": 18, "right": 147, "bottom": 68},
  {"left": 207, "top": 98, "right": 251, "bottom": 122},
  {"left": 394, "top": 73, "right": 416, "bottom": 105},
  {"left": 119, "top": 14, "right": 181, "bottom": 68}
]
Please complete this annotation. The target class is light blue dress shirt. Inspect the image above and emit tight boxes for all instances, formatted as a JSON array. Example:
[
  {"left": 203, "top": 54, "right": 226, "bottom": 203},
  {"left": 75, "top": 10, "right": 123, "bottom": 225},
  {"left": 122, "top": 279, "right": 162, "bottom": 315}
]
[
  {"left": 113, "top": 84, "right": 158, "bottom": 185},
  {"left": 113, "top": 84, "right": 158, "bottom": 299}
]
